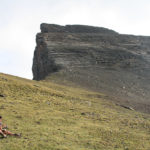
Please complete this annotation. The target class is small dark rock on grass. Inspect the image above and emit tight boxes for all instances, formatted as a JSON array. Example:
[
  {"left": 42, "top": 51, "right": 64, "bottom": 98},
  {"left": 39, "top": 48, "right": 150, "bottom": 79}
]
[{"left": 0, "top": 94, "right": 5, "bottom": 97}]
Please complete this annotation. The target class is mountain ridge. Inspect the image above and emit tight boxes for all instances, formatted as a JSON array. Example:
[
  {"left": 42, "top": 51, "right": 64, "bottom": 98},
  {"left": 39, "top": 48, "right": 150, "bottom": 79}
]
[{"left": 32, "top": 23, "right": 150, "bottom": 113}]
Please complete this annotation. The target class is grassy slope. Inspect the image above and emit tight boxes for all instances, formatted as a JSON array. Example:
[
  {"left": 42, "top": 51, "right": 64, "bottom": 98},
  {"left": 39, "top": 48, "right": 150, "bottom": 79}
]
[{"left": 0, "top": 73, "right": 150, "bottom": 150}]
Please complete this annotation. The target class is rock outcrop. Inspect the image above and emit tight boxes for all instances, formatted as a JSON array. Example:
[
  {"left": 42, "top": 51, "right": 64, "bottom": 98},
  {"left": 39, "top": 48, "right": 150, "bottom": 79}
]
[{"left": 33, "top": 23, "right": 150, "bottom": 113}]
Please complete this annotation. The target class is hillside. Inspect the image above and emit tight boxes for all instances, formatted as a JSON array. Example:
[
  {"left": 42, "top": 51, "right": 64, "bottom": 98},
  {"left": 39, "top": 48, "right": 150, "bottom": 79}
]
[
  {"left": 32, "top": 23, "right": 150, "bottom": 113},
  {"left": 0, "top": 73, "right": 150, "bottom": 150}
]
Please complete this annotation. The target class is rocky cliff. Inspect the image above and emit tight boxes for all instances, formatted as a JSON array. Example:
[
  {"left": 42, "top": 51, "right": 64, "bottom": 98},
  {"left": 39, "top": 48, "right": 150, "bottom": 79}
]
[{"left": 32, "top": 23, "right": 150, "bottom": 113}]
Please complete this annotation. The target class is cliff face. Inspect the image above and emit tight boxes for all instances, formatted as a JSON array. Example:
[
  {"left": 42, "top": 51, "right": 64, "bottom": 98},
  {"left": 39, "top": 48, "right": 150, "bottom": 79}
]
[
  {"left": 32, "top": 23, "right": 118, "bottom": 80},
  {"left": 32, "top": 23, "right": 150, "bottom": 113}
]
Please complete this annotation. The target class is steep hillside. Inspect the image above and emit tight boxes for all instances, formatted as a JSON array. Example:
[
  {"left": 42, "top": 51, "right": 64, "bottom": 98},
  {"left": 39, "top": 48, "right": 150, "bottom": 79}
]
[
  {"left": 0, "top": 73, "right": 150, "bottom": 150},
  {"left": 32, "top": 23, "right": 150, "bottom": 113}
]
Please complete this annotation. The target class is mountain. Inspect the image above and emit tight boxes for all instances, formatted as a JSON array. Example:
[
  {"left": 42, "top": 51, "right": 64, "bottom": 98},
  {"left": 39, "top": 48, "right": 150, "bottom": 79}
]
[
  {"left": 1, "top": 73, "right": 150, "bottom": 150},
  {"left": 32, "top": 23, "right": 150, "bottom": 113}
]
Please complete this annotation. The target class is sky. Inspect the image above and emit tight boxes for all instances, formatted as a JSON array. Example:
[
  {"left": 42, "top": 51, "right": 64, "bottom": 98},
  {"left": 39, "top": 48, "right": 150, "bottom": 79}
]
[{"left": 0, "top": 0, "right": 150, "bottom": 79}]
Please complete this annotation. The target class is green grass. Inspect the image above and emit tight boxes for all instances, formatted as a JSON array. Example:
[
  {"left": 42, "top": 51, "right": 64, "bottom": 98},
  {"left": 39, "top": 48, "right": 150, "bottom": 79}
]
[{"left": 0, "top": 73, "right": 150, "bottom": 150}]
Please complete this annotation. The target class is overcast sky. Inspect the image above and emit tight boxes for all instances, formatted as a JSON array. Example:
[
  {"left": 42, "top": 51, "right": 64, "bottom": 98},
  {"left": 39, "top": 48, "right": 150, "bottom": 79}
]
[{"left": 0, "top": 0, "right": 150, "bottom": 79}]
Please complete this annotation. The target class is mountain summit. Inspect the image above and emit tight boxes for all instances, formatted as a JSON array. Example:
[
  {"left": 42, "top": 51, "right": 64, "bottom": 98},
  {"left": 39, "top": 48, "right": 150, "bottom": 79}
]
[{"left": 32, "top": 23, "right": 150, "bottom": 113}]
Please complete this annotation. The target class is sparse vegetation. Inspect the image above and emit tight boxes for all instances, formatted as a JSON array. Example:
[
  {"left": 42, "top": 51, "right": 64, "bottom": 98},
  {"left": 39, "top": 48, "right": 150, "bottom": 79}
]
[{"left": 0, "top": 73, "right": 150, "bottom": 150}]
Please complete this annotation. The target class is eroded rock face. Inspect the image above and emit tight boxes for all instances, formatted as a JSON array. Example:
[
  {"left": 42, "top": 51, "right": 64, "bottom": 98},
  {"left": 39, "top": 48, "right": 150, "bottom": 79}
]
[{"left": 33, "top": 23, "right": 150, "bottom": 113}]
